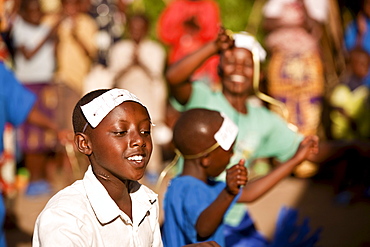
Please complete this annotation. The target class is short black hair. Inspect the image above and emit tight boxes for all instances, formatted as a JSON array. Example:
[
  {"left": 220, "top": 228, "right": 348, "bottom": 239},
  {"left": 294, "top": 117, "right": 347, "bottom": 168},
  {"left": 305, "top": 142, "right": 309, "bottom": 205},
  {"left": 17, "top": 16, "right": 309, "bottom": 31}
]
[{"left": 72, "top": 89, "right": 109, "bottom": 133}]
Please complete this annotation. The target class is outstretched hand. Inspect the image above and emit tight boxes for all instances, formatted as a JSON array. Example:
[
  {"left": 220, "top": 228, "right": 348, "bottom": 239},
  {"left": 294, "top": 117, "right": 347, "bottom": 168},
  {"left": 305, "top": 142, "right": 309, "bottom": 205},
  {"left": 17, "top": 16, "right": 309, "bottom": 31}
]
[
  {"left": 294, "top": 135, "right": 319, "bottom": 163},
  {"left": 225, "top": 159, "right": 248, "bottom": 196}
]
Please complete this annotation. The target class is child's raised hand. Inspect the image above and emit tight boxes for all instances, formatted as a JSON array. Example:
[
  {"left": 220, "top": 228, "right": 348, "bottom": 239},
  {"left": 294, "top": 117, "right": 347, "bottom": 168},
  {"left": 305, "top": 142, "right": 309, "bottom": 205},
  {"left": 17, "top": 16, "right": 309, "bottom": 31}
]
[
  {"left": 294, "top": 135, "right": 319, "bottom": 163},
  {"left": 225, "top": 159, "right": 248, "bottom": 196},
  {"left": 215, "top": 26, "right": 234, "bottom": 53}
]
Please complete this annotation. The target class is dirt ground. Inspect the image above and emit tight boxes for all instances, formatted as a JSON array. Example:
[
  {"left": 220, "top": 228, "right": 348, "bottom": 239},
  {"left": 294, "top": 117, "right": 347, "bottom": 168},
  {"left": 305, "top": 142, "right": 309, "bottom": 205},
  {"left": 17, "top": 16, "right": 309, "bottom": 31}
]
[{"left": 4, "top": 167, "right": 370, "bottom": 247}]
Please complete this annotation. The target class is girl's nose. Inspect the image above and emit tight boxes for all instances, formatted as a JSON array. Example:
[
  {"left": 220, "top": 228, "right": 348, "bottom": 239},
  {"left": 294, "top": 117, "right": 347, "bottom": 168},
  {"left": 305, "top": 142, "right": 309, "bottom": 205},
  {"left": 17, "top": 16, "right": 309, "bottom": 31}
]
[{"left": 129, "top": 131, "right": 146, "bottom": 147}]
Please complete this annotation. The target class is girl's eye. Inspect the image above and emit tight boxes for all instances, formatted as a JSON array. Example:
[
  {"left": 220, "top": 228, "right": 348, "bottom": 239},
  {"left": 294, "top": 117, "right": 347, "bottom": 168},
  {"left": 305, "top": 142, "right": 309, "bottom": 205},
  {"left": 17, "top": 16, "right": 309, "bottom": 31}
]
[
  {"left": 114, "top": 131, "right": 127, "bottom": 136},
  {"left": 141, "top": 130, "right": 151, "bottom": 135}
]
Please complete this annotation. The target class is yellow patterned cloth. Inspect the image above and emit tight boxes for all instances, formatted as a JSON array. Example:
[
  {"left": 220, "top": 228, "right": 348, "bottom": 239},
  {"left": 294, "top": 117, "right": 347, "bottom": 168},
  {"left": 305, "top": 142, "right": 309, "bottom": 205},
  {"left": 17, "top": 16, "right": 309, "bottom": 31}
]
[
  {"left": 330, "top": 84, "right": 370, "bottom": 139},
  {"left": 267, "top": 51, "right": 324, "bottom": 136}
]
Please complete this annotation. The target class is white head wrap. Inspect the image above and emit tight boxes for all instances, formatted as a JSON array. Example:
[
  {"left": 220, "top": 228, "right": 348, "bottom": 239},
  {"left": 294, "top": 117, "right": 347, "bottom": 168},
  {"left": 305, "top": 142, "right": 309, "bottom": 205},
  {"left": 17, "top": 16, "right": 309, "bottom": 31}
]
[
  {"left": 81, "top": 88, "right": 148, "bottom": 128},
  {"left": 214, "top": 113, "right": 238, "bottom": 151},
  {"left": 233, "top": 32, "right": 267, "bottom": 62}
]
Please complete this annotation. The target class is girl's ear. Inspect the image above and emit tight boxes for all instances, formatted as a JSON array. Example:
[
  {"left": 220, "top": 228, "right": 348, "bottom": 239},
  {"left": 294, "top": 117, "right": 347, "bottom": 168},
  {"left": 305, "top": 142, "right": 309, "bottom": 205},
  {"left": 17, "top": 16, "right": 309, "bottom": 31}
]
[{"left": 74, "top": 133, "right": 92, "bottom": 155}]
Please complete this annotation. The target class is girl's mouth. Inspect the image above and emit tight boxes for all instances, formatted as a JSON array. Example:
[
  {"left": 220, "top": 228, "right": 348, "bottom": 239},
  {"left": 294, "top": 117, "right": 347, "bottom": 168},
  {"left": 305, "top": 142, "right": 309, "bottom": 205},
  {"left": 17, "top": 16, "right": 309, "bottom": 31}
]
[
  {"left": 127, "top": 155, "right": 146, "bottom": 168},
  {"left": 230, "top": 74, "right": 247, "bottom": 83}
]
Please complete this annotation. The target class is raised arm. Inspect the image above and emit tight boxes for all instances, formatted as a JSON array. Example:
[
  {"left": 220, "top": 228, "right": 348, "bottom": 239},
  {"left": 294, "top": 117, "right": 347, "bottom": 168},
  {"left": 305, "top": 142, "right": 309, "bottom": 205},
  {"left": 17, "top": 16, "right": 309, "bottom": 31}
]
[
  {"left": 238, "top": 135, "right": 319, "bottom": 203},
  {"left": 166, "top": 27, "right": 233, "bottom": 105},
  {"left": 195, "top": 160, "right": 247, "bottom": 238}
]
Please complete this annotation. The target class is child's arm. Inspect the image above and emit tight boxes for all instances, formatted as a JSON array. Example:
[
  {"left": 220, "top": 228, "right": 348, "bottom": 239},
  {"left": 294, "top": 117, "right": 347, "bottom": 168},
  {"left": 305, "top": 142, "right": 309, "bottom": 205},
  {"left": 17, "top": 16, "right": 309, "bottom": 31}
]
[
  {"left": 17, "top": 17, "right": 62, "bottom": 60},
  {"left": 238, "top": 135, "right": 319, "bottom": 203},
  {"left": 166, "top": 27, "right": 233, "bottom": 105},
  {"left": 195, "top": 160, "right": 247, "bottom": 238}
]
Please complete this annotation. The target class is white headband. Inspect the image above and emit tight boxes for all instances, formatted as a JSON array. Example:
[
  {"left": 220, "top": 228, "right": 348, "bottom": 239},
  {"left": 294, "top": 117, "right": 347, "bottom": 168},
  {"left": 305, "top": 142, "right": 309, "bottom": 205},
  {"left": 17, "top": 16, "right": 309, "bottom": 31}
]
[
  {"left": 233, "top": 32, "right": 267, "bottom": 62},
  {"left": 214, "top": 113, "right": 238, "bottom": 151},
  {"left": 81, "top": 88, "right": 147, "bottom": 128}
]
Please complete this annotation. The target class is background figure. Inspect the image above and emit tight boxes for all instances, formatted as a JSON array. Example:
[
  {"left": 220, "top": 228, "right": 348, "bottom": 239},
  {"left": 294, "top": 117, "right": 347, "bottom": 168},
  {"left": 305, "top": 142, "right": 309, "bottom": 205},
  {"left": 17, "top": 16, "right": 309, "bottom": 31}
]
[
  {"left": 46, "top": 0, "right": 98, "bottom": 131},
  {"left": 327, "top": 47, "right": 370, "bottom": 203},
  {"left": 11, "top": 0, "right": 61, "bottom": 196},
  {"left": 262, "top": 0, "right": 328, "bottom": 177},
  {"left": 343, "top": 0, "right": 370, "bottom": 88},
  {"left": 157, "top": 0, "right": 221, "bottom": 89},
  {"left": 330, "top": 47, "right": 370, "bottom": 140},
  {"left": 108, "top": 13, "right": 171, "bottom": 184},
  {"left": 344, "top": 0, "right": 370, "bottom": 53},
  {"left": 262, "top": 0, "right": 328, "bottom": 137}
]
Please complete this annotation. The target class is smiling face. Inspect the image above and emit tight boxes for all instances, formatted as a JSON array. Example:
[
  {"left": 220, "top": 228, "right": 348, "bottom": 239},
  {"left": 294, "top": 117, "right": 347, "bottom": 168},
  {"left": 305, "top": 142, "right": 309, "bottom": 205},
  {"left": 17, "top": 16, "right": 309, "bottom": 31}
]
[
  {"left": 220, "top": 47, "right": 254, "bottom": 96},
  {"left": 86, "top": 101, "right": 152, "bottom": 182}
]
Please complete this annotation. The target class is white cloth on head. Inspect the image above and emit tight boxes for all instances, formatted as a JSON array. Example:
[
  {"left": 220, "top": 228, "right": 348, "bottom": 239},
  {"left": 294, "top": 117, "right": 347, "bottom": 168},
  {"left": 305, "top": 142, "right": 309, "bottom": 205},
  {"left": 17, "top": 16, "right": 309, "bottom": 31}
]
[
  {"left": 80, "top": 88, "right": 147, "bottom": 128},
  {"left": 215, "top": 113, "right": 238, "bottom": 151},
  {"left": 233, "top": 32, "right": 267, "bottom": 61}
]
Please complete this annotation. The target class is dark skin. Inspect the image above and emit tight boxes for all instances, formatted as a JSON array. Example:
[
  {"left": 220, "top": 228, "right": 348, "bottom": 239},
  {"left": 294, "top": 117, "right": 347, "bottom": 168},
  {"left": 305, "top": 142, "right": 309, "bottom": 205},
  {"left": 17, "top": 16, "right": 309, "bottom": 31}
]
[
  {"left": 177, "top": 109, "right": 318, "bottom": 239},
  {"left": 74, "top": 102, "right": 153, "bottom": 219}
]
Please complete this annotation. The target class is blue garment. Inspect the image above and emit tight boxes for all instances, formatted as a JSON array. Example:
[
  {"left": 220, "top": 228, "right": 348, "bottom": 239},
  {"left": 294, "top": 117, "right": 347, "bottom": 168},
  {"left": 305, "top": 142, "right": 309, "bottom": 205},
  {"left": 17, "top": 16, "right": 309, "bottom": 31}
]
[
  {"left": 162, "top": 176, "right": 240, "bottom": 247},
  {"left": 0, "top": 62, "right": 36, "bottom": 153},
  {"left": 344, "top": 17, "right": 370, "bottom": 88},
  {"left": 344, "top": 18, "right": 370, "bottom": 54},
  {"left": 0, "top": 62, "right": 36, "bottom": 247}
]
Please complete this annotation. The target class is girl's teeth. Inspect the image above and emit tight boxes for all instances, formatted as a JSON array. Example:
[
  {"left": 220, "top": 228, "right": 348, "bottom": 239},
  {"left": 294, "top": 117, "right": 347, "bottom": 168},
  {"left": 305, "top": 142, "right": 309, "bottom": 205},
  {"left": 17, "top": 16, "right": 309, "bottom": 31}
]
[
  {"left": 128, "top": 155, "right": 143, "bottom": 161},
  {"left": 230, "top": 75, "right": 246, "bottom": 83}
]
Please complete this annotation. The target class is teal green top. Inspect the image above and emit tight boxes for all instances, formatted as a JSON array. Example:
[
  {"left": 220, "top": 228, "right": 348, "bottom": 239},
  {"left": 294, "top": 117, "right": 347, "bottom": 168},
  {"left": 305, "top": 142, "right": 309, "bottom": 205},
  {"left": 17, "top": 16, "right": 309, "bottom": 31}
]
[{"left": 171, "top": 81, "right": 303, "bottom": 226}]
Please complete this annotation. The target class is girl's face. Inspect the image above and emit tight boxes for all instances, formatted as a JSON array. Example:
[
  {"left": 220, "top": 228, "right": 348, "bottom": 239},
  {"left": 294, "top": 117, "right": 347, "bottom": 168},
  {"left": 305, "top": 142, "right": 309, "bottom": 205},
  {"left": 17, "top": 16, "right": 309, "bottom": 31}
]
[
  {"left": 220, "top": 47, "right": 254, "bottom": 96},
  {"left": 22, "top": 0, "right": 42, "bottom": 25},
  {"left": 88, "top": 102, "right": 153, "bottom": 182}
]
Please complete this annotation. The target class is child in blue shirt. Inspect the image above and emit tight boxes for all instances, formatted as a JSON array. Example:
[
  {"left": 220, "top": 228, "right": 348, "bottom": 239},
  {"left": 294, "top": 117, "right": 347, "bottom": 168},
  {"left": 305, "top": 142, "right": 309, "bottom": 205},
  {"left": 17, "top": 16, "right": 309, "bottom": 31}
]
[{"left": 162, "top": 108, "right": 319, "bottom": 247}]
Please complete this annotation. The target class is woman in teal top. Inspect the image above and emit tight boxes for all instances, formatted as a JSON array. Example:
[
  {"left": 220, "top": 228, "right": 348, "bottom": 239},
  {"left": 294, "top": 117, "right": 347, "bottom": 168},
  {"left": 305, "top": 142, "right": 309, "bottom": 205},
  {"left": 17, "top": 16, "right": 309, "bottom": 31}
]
[{"left": 165, "top": 28, "right": 356, "bottom": 246}]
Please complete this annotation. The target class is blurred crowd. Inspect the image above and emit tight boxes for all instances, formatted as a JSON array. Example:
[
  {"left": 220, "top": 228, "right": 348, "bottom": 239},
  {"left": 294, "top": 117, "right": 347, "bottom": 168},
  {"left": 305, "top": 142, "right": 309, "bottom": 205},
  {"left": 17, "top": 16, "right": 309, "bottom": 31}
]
[{"left": 0, "top": 0, "right": 370, "bottom": 245}]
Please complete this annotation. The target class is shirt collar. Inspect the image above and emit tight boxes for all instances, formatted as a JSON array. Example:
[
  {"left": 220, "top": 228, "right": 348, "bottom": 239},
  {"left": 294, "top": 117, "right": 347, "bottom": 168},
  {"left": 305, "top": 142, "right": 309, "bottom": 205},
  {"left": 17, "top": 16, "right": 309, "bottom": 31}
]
[{"left": 83, "top": 165, "right": 158, "bottom": 226}]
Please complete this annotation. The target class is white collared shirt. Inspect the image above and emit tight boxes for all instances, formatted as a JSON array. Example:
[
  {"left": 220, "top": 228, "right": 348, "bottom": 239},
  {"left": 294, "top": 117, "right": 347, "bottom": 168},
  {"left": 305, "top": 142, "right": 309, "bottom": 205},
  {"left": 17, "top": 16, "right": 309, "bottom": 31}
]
[{"left": 33, "top": 166, "right": 163, "bottom": 247}]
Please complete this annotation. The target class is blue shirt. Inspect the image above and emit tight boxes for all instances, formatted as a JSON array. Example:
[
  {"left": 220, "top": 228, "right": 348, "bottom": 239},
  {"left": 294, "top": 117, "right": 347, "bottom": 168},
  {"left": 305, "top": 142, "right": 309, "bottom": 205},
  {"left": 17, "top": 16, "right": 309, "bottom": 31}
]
[
  {"left": 0, "top": 62, "right": 36, "bottom": 153},
  {"left": 162, "top": 176, "right": 240, "bottom": 247}
]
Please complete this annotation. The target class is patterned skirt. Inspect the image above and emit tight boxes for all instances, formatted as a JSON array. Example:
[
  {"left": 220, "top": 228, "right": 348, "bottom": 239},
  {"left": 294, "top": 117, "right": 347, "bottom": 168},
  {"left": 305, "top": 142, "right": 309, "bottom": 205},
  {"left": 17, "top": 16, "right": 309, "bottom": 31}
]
[
  {"left": 267, "top": 51, "right": 325, "bottom": 136},
  {"left": 18, "top": 83, "right": 58, "bottom": 153}
]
